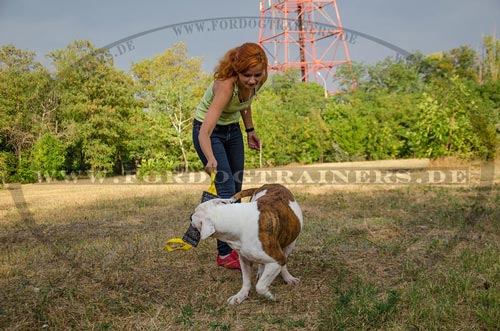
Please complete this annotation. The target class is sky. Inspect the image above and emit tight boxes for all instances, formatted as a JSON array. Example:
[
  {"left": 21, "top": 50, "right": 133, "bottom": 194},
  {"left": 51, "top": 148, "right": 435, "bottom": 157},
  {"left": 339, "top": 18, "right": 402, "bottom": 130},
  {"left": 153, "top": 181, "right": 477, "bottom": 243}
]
[{"left": 1, "top": 0, "right": 499, "bottom": 76}]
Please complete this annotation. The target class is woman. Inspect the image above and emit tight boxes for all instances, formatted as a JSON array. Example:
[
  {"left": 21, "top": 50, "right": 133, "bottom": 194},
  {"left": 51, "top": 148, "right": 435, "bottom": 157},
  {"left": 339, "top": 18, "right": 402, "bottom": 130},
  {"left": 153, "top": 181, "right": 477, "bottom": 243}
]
[{"left": 192, "top": 42, "right": 268, "bottom": 270}]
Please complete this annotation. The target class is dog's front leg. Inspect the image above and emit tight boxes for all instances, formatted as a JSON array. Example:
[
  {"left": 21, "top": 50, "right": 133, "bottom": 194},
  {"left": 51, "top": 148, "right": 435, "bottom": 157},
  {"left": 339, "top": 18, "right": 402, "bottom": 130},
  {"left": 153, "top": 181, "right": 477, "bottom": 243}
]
[
  {"left": 227, "top": 255, "right": 252, "bottom": 305},
  {"left": 256, "top": 264, "right": 264, "bottom": 281}
]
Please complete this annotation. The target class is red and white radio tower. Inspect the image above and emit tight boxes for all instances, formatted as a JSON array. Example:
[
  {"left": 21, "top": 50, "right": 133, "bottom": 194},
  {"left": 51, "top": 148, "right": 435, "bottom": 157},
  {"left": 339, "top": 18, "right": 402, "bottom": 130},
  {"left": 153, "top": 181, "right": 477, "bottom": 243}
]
[{"left": 258, "top": 0, "right": 356, "bottom": 94}]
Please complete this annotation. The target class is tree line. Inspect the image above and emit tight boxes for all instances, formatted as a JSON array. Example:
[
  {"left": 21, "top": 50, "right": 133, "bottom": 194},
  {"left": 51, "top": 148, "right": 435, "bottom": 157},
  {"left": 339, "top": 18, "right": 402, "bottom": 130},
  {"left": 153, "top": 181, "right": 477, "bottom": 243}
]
[{"left": 1, "top": 37, "right": 499, "bottom": 184}]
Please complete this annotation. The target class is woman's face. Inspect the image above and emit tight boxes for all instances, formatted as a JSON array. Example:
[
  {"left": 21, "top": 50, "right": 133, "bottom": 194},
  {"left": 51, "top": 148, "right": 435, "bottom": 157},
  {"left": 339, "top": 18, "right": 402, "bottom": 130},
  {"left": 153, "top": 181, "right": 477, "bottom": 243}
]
[{"left": 237, "top": 63, "right": 265, "bottom": 90}]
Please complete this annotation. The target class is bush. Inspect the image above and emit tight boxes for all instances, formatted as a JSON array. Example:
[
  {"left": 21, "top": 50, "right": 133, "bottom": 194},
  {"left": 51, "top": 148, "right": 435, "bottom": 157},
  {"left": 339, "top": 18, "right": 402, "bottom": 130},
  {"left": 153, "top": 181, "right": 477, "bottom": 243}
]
[
  {"left": 136, "top": 154, "right": 176, "bottom": 181},
  {"left": 32, "top": 133, "right": 66, "bottom": 181},
  {"left": 16, "top": 152, "right": 38, "bottom": 184},
  {"left": 0, "top": 152, "right": 7, "bottom": 187}
]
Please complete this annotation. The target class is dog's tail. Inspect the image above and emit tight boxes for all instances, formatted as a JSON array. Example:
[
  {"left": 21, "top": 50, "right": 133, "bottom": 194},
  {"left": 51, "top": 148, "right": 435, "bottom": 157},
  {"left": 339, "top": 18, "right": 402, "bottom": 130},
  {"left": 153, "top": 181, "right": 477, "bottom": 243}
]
[{"left": 230, "top": 188, "right": 259, "bottom": 202}]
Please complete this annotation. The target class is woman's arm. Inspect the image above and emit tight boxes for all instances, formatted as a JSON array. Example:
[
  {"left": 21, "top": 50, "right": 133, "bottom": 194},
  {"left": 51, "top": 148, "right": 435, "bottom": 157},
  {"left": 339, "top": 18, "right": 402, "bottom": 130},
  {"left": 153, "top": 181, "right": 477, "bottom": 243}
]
[
  {"left": 198, "top": 78, "right": 235, "bottom": 174},
  {"left": 241, "top": 106, "right": 261, "bottom": 151}
]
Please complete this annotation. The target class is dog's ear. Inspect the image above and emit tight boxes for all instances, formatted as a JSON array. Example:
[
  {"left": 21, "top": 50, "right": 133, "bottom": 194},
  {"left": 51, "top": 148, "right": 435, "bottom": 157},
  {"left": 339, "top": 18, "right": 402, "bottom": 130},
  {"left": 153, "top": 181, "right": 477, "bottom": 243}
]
[
  {"left": 199, "top": 217, "right": 215, "bottom": 240},
  {"left": 191, "top": 210, "right": 216, "bottom": 240}
]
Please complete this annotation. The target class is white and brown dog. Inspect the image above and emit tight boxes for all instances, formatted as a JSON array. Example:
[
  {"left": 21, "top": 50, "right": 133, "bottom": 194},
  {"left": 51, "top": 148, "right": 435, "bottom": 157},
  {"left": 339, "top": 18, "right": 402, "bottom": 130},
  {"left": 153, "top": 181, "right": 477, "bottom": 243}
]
[{"left": 191, "top": 183, "right": 303, "bottom": 305}]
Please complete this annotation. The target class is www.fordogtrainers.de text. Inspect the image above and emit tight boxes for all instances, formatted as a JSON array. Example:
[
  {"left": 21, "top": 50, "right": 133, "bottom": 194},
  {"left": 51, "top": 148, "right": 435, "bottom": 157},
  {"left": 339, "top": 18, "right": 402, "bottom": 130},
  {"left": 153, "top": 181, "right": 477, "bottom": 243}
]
[{"left": 60, "top": 168, "right": 469, "bottom": 186}]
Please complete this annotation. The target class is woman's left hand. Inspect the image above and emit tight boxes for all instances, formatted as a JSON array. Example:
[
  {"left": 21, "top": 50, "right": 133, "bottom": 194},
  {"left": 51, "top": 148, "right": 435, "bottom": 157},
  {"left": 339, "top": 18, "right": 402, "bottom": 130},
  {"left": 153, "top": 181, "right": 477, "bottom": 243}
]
[{"left": 247, "top": 131, "right": 261, "bottom": 151}]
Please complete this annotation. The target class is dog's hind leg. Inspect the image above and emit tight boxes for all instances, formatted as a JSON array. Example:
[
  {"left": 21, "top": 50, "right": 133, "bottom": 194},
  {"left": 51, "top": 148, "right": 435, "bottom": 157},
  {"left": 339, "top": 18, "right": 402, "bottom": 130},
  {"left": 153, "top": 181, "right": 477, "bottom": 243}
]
[
  {"left": 227, "top": 255, "right": 252, "bottom": 305},
  {"left": 280, "top": 265, "right": 300, "bottom": 285},
  {"left": 255, "top": 263, "right": 281, "bottom": 301},
  {"left": 280, "top": 240, "right": 300, "bottom": 285}
]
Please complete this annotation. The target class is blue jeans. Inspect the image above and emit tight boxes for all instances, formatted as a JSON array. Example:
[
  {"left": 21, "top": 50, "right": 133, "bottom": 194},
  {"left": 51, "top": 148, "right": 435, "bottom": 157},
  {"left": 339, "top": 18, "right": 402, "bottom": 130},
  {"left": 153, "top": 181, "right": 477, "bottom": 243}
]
[{"left": 192, "top": 119, "right": 244, "bottom": 256}]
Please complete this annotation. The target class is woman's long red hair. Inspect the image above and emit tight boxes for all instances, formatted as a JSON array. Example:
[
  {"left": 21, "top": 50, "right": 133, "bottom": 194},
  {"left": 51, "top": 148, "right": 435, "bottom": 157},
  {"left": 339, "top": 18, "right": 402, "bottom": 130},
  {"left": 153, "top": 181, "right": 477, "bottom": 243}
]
[{"left": 214, "top": 42, "right": 268, "bottom": 85}]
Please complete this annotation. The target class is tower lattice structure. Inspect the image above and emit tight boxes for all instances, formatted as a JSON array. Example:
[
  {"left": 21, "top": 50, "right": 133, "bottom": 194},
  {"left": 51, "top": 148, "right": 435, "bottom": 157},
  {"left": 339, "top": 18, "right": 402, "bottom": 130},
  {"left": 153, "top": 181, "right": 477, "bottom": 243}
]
[{"left": 258, "top": 0, "right": 356, "bottom": 93}]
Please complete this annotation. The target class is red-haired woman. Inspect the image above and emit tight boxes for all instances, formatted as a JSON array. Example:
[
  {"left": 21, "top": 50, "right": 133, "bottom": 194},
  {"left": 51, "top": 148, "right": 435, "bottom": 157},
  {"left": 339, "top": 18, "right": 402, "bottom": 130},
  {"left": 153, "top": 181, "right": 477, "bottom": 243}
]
[{"left": 193, "top": 42, "right": 268, "bottom": 270}]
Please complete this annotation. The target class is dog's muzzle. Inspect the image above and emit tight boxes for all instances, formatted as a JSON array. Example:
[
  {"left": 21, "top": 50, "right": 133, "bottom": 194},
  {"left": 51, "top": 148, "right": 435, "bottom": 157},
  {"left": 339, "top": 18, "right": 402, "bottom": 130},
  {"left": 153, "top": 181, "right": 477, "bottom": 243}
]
[{"left": 182, "top": 214, "right": 201, "bottom": 247}]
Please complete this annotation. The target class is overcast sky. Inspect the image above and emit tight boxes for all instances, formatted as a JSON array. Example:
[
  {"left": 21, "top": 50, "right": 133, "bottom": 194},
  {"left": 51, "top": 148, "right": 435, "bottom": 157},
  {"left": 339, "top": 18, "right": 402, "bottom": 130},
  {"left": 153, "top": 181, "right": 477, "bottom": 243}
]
[{"left": 1, "top": 0, "right": 499, "bottom": 73}]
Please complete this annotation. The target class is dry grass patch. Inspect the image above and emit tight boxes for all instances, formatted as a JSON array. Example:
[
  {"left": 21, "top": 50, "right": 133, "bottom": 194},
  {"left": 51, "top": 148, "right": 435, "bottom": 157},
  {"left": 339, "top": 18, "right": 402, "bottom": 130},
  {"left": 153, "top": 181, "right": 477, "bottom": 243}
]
[{"left": 1, "top": 181, "right": 499, "bottom": 330}]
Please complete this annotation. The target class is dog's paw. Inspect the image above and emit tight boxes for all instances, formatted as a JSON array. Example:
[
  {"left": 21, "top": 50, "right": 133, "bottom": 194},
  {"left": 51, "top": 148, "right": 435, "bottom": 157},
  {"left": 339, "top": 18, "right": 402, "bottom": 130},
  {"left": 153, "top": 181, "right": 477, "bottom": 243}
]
[
  {"left": 227, "top": 293, "right": 248, "bottom": 305},
  {"left": 284, "top": 276, "right": 300, "bottom": 285},
  {"left": 255, "top": 286, "right": 276, "bottom": 301},
  {"left": 261, "top": 291, "right": 276, "bottom": 301}
]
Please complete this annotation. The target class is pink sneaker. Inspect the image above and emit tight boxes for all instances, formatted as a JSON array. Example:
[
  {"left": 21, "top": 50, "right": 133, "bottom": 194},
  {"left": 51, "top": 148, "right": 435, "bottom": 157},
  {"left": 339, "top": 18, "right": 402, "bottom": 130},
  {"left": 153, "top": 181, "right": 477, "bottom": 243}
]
[{"left": 217, "top": 250, "right": 241, "bottom": 270}]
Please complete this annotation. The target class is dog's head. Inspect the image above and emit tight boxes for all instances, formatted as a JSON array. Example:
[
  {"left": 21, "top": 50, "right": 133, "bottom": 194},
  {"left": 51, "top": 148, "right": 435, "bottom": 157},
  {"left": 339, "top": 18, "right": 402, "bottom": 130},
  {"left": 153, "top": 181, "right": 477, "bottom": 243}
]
[{"left": 191, "top": 198, "right": 231, "bottom": 240}]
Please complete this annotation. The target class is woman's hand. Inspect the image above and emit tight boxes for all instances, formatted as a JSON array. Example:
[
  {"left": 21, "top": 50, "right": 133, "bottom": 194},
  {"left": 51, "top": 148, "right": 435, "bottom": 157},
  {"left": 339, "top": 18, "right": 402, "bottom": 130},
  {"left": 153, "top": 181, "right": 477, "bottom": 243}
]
[
  {"left": 204, "top": 157, "right": 217, "bottom": 175},
  {"left": 247, "top": 131, "right": 261, "bottom": 151}
]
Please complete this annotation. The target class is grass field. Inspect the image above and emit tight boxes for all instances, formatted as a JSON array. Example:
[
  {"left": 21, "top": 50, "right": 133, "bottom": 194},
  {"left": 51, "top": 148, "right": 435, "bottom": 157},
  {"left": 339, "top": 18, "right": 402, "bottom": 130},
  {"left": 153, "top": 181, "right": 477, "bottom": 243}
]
[{"left": 1, "top": 160, "right": 499, "bottom": 330}]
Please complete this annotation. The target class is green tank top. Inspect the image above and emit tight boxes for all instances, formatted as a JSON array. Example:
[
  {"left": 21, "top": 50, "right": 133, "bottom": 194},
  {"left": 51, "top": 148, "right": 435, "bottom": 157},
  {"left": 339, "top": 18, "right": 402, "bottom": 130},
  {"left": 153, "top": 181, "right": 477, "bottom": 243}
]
[{"left": 194, "top": 80, "right": 257, "bottom": 125}]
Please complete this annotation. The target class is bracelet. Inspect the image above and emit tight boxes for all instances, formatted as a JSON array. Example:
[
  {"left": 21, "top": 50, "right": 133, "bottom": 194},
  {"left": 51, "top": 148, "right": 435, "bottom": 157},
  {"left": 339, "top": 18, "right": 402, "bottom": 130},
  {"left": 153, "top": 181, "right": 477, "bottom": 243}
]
[{"left": 245, "top": 127, "right": 255, "bottom": 133}]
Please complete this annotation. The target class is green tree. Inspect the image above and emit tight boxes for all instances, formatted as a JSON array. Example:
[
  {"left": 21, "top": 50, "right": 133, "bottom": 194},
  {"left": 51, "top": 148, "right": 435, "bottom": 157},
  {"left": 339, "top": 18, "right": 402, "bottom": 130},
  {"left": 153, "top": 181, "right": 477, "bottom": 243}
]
[
  {"left": 131, "top": 42, "right": 208, "bottom": 173},
  {"left": 480, "top": 35, "right": 500, "bottom": 83},
  {"left": 322, "top": 99, "right": 369, "bottom": 160},
  {"left": 250, "top": 74, "right": 331, "bottom": 166},
  {"left": 0, "top": 45, "right": 59, "bottom": 182},
  {"left": 409, "top": 77, "right": 488, "bottom": 159},
  {"left": 322, "top": 90, "right": 418, "bottom": 161},
  {"left": 337, "top": 57, "right": 423, "bottom": 94},
  {"left": 48, "top": 40, "right": 140, "bottom": 176},
  {"left": 417, "top": 46, "right": 480, "bottom": 83},
  {"left": 0, "top": 45, "right": 53, "bottom": 162}
]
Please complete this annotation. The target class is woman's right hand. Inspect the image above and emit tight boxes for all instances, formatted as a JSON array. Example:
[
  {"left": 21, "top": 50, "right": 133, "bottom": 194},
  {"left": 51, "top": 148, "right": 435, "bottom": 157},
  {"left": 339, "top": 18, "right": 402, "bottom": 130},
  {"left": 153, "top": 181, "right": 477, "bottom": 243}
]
[{"left": 204, "top": 158, "right": 217, "bottom": 175}]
